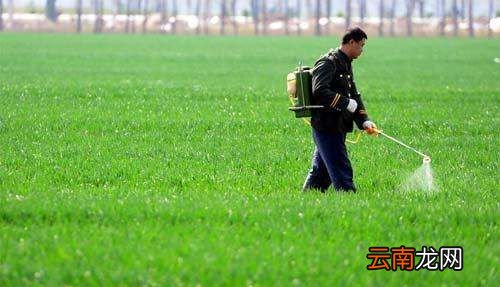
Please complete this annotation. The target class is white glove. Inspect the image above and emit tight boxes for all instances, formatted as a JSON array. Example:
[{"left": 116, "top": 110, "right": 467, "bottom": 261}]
[
  {"left": 346, "top": 99, "right": 358, "bottom": 113},
  {"left": 362, "top": 121, "right": 375, "bottom": 129}
]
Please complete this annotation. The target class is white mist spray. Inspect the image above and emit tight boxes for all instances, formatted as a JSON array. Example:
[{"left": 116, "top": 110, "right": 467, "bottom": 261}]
[
  {"left": 373, "top": 130, "right": 436, "bottom": 192},
  {"left": 400, "top": 156, "right": 437, "bottom": 192}
]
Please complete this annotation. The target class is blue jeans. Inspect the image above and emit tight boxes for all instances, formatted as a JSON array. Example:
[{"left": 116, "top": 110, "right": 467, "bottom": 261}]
[{"left": 303, "top": 128, "right": 356, "bottom": 192}]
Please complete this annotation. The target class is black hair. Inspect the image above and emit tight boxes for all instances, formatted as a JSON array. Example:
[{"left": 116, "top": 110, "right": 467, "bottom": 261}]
[{"left": 342, "top": 27, "right": 368, "bottom": 44}]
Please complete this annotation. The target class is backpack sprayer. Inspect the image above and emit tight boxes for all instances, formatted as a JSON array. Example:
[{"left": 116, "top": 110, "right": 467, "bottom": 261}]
[
  {"left": 287, "top": 62, "right": 323, "bottom": 118},
  {"left": 286, "top": 63, "right": 431, "bottom": 163},
  {"left": 286, "top": 63, "right": 361, "bottom": 144}
]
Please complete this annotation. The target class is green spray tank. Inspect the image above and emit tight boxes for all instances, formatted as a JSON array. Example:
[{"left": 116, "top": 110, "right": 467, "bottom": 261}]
[
  {"left": 286, "top": 62, "right": 361, "bottom": 144},
  {"left": 287, "top": 63, "right": 324, "bottom": 118}
]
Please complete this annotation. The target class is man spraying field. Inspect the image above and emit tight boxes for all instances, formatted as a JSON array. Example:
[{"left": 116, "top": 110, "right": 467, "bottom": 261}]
[{"left": 302, "top": 27, "right": 378, "bottom": 193}]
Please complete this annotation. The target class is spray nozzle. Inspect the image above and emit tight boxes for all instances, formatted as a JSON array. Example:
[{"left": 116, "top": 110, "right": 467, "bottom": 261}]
[{"left": 423, "top": 156, "right": 431, "bottom": 164}]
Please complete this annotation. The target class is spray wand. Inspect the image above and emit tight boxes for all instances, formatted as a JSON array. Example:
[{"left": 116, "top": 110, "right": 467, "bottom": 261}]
[{"left": 372, "top": 128, "right": 431, "bottom": 164}]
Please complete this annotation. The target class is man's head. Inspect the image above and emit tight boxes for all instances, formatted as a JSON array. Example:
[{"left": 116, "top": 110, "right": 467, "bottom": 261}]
[{"left": 340, "top": 27, "right": 367, "bottom": 60}]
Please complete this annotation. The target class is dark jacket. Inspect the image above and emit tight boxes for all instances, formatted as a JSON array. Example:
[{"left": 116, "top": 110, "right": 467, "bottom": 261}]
[{"left": 310, "top": 48, "right": 369, "bottom": 133}]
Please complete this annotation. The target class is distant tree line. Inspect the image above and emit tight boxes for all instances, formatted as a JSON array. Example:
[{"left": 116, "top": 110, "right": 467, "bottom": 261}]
[
  {"left": 0, "top": 0, "right": 3, "bottom": 31},
  {"left": 0, "top": 0, "right": 497, "bottom": 37}
]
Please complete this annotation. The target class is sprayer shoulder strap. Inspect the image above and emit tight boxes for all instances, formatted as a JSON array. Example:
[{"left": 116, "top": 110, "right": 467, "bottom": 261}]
[
  {"left": 326, "top": 53, "right": 336, "bottom": 63},
  {"left": 327, "top": 52, "right": 351, "bottom": 74},
  {"left": 314, "top": 54, "right": 337, "bottom": 77}
]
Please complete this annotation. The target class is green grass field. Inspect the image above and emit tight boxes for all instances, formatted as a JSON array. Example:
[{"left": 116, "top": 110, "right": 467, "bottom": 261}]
[{"left": 0, "top": 34, "right": 498, "bottom": 286}]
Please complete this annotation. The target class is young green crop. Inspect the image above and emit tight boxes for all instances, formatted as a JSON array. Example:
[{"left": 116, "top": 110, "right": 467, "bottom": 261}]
[{"left": 0, "top": 34, "right": 498, "bottom": 286}]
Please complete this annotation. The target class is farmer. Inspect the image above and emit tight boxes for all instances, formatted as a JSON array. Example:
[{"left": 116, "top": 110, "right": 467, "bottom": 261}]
[{"left": 303, "top": 27, "right": 378, "bottom": 193}]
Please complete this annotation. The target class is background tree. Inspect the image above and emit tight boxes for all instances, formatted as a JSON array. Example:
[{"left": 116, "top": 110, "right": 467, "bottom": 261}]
[
  {"left": 488, "top": 0, "right": 493, "bottom": 37},
  {"left": 468, "top": 0, "right": 473, "bottom": 37},
  {"left": 250, "top": 0, "right": 260, "bottom": 35},
  {"left": 284, "top": 0, "right": 290, "bottom": 35},
  {"left": 93, "top": 0, "right": 103, "bottom": 33},
  {"left": 8, "top": 0, "right": 13, "bottom": 27},
  {"left": 276, "top": 0, "right": 283, "bottom": 15},
  {"left": 435, "top": 0, "right": 440, "bottom": 21},
  {"left": 0, "top": 0, "right": 3, "bottom": 31},
  {"left": 99, "top": 0, "right": 104, "bottom": 32},
  {"left": 296, "top": 0, "right": 301, "bottom": 35},
  {"left": 46, "top": 0, "right": 58, "bottom": 22},
  {"left": 131, "top": 0, "right": 138, "bottom": 34},
  {"left": 452, "top": 0, "right": 458, "bottom": 36},
  {"left": 125, "top": 0, "right": 131, "bottom": 33},
  {"left": 137, "top": 0, "right": 143, "bottom": 33},
  {"left": 172, "top": 0, "right": 178, "bottom": 35},
  {"left": 314, "top": 0, "right": 321, "bottom": 36},
  {"left": 325, "top": 0, "right": 331, "bottom": 35},
  {"left": 305, "top": 0, "right": 312, "bottom": 23},
  {"left": 160, "top": 0, "right": 167, "bottom": 34},
  {"left": 93, "top": 0, "right": 98, "bottom": 33},
  {"left": 142, "top": 0, "right": 149, "bottom": 33},
  {"left": 262, "top": 0, "right": 267, "bottom": 35},
  {"left": 406, "top": 0, "right": 416, "bottom": 36},
  {"left": 440, "top": 0, "right": 446, "bottom": 36},
  {"left": 203, "top": 0, "right": 211, "bottom": 35},
  {"left": 389, "top": 0, "right": 397, "bottom": 36},
  {"left": 195, "top": 0, "right": 202, "bottom": 34},
  {"left": 345, "top": 0, "right": 351, "bottom": 30},
  {"left": 76, "top": 0, "right": 82, "bottom": 33},
  {"left": 231, "top": 0, "right": 238, "bottom": 35},
  {"left": 112, "top": 0, "right": 120, "bottom": 32},
  {"left": 379, "top": 0, "right": 385, "bottom": 36},
  {"left": 220, "top": 0, "right": 227, "bottom": 35},
  {"left": 460, "top": 0, "right": 465, "bottom": 19},
  {"left": 416, "top": 0, "right": 425, "bottom": 18},
  {"left": 359, "top": 0, "right": 367, "bottom": 27}
]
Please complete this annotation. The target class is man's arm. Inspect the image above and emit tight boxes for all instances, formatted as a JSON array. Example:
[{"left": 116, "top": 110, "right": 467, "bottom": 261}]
[
  {"left": 311, "top": 59, "right": 351, "bottom": 112},
  {"left": 351, "top": 87, "right": 377, "bottom": 134},
  {"left": 352, "top": 93, "right": 369, "bottom": 129},
  {"left": 348, "top": 77, "right": 371, "bottom": 129}
]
